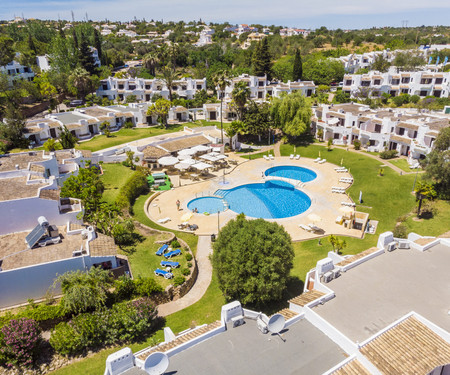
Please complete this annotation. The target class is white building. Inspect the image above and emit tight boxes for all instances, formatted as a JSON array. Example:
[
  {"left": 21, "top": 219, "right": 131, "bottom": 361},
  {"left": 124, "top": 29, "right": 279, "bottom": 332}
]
[
  {"left": 220, "top": 74, "right": 315, "bottom": 101},
  {"left": 117, "top": 29, "right": 137, "bottom": 38},
  {"left": 0, "top": 53, "right": 34, "bottom": 84},
  {"left": 314, "top": 103, "right": 449, "bottom": 159},
  {"left": 280, "top": 28, "right": 310, "bottom": 37},
  {"left": 342, "top": 70, "right": 450, "bottom": 99},
  {"left": 97, "top": 77, "right": 206, "bottom": 102}
]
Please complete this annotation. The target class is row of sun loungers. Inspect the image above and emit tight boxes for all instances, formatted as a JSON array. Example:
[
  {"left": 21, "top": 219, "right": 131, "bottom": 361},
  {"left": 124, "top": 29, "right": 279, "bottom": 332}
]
[
  {"left": 263, "top": 155, "right": 275, "bottom": 160},
  {"left": 314, "top": 158, "right": 326, "bottom": 163},
  {"left": 155, "top": 245, "right": 182, "bottom": 259},
  {"left": 341, "top": 201, "right": 356, "bottom": 207},
  {"left": 290, "top": 154, "right": 301, "bottom": 160},
  {"left": 154, "top": 268, "right": 173, "bottom": 279},
  {"left": 339, "top": 177, "right": 353, "bottom": 183},
  {"left": 161, "top": 260, "right": 180, "bottom": 268},
  {"left": 335, "top": 168, "right": 348, "bottom": 173},
  {"left": 299, "top": 223, "right": 322, "bottom": 232},
  {"left": 332, "top": 187, "right": 346, "bottom": 193}
]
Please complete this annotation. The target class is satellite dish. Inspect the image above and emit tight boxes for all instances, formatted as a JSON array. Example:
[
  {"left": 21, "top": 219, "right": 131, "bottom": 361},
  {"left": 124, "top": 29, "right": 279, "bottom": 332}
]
[
  {"left": 267, "top": 314, "right": 285, "bottom": 334},
  {"left": 144, "top": 352, "right": 169, "bottom": 375}
]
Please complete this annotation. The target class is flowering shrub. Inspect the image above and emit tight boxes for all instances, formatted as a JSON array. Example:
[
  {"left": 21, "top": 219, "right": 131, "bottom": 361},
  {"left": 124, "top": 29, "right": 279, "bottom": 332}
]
[{"left": 0, "top": 318, "right": 41, "bottom": 368}]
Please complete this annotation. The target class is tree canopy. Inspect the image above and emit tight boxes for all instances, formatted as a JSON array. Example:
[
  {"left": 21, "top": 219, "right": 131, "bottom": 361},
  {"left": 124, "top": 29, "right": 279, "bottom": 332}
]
[
  {"left": 212, "top": 215, "right": 294, "bottom": 306},
  {"left": 147, "top": 98, "right": 171, "bottom": 127},
  {"left": 302, "top": 56, "right": 345, "bottom": 85},
  {"left": 252, "top": 38, "right": 272, "bottom": 79},
  {"left": 271, "top": 91, "right": 312, "bottom": 137},
  {"left": 292, "top": 48, "right": 303, "bottom": 81}
]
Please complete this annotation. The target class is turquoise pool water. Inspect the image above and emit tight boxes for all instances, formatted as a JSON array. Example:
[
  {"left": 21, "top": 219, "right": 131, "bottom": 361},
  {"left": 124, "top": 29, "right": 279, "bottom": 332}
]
[
  {"left": 265, "top": 165, "right": 317, "bottom": 182},
  {"left": 187, "top": 196, "right": 226, "bottom": 214},
  {"left": 215, "top": 180, "right": 311, "bottom": 219}
]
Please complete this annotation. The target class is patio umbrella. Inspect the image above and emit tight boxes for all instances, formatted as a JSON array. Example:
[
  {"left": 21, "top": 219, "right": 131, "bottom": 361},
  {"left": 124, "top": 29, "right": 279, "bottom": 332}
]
[
  {"left": 180, "top": 158, "right": 196, "bottom": 165},
  {"left": 174, "top": 162, "right": 191, "bottom": 170},
  {"left": 339, "top": 206, "right": 354, "bottom": 217},
  {"left": 178, "top": 148, "right": 197, "bottom": 157},
  {"left": 307, "top": 213, "right": 321, "bottom": 224},
  {"left": 191, "top": 145, "right": 211, "bottom": 152},
  {"left": 158, "top": 156, "right": 179, "bottom": 166},
  {"left": 181, "top": 212, "right": 193, "bottom": 222},
  {"left": 200, "top": 154, "right": 218, "bottom": 162},
  {"left": 215, "top": 154, "right": 228, "bottom": 160},
  {"left": 192, "top": 162, "right": 212, "bottom": 171}
]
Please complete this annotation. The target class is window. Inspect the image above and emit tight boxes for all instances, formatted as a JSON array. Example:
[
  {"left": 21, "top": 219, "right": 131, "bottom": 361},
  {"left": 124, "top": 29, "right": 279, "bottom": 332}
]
[
  {"left": 419, "top": 90, "right": 428, "bottom": 97},
  {"left": 145, "top": 85, "right": 151, "bottom": 89},
  {"left": 172, "top": 86, "right": 178, "bottom": 90},
  {"left": 375, "top": 124, "right": 381, "bottom": 133},
  {"left": 181, "top": 86, "right": 187, "bottom": 90},
  {"left": 118, "top": 85, "right": 124, "bottom": 89},
  {"left": 102, "top": 84, "right": 108, "bottom": 90},
  {"left": 333, "top": 133, "right": 340, "bottom": 139},
  {"left": 361, "top": 81, "right": 370, "bottom": 87},
  {"left": 391, "top": 79, "right": 400, "bottom": 85},
  {"left": 401, "top": 77, "right": 410, "bottom": 84},
  {"left": 156, "top": 86, "right": 162, "bottom": 90},
  {"left": 129, "top": 86, "right": 136, "bottom": 90},
  {"left": 196, "top": 85, "right": 202, "bottom": 90},
  {"left": 345, "top": 80, "right": 352, "bottom": 86},
  {"left": 373, "top": 80, "right": 381, "bottom": 85},
  {"left": 435, "top": 78, "right": 443, "bottom": 84},
  {"left": 399, "top": 128, "right": 405, "bottom": 136},
  {"left": 258, "top": 81, "right": 264, "bottom": 87}
]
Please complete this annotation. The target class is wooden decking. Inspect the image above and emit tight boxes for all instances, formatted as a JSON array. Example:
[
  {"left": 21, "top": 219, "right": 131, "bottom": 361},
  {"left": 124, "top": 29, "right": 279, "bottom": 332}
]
[
  {"left": 335, "top": 247, "right": 379, "bottom": 267},
  {"left": 275, "top": 308, "right": 299, "bottom": 320},
  {"left": 289, "top": 290, "right": 325, "bottom": 307},
  {"left": 138, "top": 320, "right": 222, "bottom": 361},
  {"left": 360, "top": 316, "right": 450, "bottom": 375},
  {"left": 331, "top": 359, "right": 371, "bottom": 375}
]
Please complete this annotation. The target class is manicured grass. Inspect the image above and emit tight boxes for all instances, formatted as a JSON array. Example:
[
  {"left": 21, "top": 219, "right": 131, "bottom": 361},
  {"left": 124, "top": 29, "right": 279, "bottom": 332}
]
[
  {"left": 240, "top": 151, "right": 272, "bottom": 160},
  {"left": 100, "top": 163, "right": 136, "bottom": 205},
  {"left": 403, "top": 200, "right": 450, "bottom": 236},
  {"left": 389, "top": 158, "right": 419, "bottom": 173}
]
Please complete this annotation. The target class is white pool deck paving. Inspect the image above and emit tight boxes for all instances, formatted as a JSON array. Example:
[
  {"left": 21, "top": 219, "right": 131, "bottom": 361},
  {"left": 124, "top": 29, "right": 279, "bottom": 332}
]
[{"left": 147, "top": 157, "right": 364, "bottom": 241}]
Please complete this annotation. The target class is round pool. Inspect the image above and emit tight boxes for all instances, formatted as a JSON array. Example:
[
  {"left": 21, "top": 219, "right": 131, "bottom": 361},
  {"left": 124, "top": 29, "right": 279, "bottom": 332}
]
[
  {"left": 215, "top": 180, "right": 311, "bottom": 219},
  {"left": 187, "top": 196, "right": 226, "bottom": 214},
  {"left": 265, "top": 165, "right": 317, "bottom": 182}
]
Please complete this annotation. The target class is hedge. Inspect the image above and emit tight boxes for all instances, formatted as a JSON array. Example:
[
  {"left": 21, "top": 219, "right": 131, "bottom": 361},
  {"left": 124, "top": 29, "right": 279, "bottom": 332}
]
[{"left": 116, "top": 171, "right": 149, "bottom": 211}]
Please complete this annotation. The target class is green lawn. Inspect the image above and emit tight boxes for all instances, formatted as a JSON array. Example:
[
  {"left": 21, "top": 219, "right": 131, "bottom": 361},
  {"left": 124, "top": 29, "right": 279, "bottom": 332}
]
[
  {"left": 241, "top": 151, "right": 272, "bottom": 160},
  {"left": 403, "top": 200, "right": 450, "bottom": 236},
  {"left": 101, "top": 163, "right": 136, "bottom": 205},
  {"left": 389, "top": 158, "right": 420, "bottom": 173}
]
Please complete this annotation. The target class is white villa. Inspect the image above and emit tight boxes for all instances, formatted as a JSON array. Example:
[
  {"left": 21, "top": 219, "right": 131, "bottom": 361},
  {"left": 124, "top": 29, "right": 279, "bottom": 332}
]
[
  {"left": 342, "top": 70, "right": 450, "bottom": 99},
  {"left": 0, "top": 53, "right": 34, "bottom": 84},
  {"left": 97, "top": 77, "right": 206, "bottom": 102},
  {"left": 314, "top": 103, "right": 449, "bottom": 159}
]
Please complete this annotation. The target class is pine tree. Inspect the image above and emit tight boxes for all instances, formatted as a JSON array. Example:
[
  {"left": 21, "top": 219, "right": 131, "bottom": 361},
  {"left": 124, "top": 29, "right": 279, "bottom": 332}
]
[
  {"left": 28, "top": 34, "right": 36, "bottom": 54},
  {"left": 252, "top": 38, "right": 272, "bottom": 80},
  {"left": 293, "top": 48, "right": 303, "bottom": 81},
  {"left": 72, "top": 28, "right": 78, "bottom": 48},
  {"left": 78, "top": 32, "right": 97, "bottom": 75},
  {"left": 94, "top": 29, "right": 103, "bottom": 63}
]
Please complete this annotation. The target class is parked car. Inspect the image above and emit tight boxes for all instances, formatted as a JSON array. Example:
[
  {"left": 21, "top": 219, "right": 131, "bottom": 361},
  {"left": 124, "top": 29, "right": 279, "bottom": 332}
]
[{"left": 69, "top": 99, "right": 84, "bottom": 107}]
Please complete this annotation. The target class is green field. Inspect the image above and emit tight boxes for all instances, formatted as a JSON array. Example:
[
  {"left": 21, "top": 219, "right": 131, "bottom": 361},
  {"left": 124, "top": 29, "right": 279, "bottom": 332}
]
[
  {"left": 100, "top": 163, "right": 136, "bottom": 205},
  {"left": 389, "top": 158, "right": 420, "bottom": 173}
]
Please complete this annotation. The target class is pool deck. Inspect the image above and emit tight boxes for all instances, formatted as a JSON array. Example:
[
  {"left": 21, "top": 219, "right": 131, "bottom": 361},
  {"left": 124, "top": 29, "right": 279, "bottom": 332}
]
[{"left": 147, "top": 157, "right": 364, "bottom": 241}]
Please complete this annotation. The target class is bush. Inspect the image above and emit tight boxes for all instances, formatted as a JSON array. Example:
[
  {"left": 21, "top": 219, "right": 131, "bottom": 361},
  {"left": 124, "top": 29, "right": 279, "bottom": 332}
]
[
  {"left": 123, "top": 121, "right": 134, "bottom": 129},
  {"left": 116, "top": 171, "right": 149, "bottom": 211},
  {"left": 353, "top": 139, "right": 361, "bottom": 150},
  {"left": 393, "top": 224, "right": 408, "bottom": 238},
  {"left": 173, "top": 276, "right": 185, "bottom": 286},
  {"left": 187, "top": 262, "right": 193, "bottom": 268},
  {"left": 171, "top": 239, "right": 180, "bottom": 248},
  {"left": 181, "top": 268, "right": 191, "bottom": 276},
  {"left": 392, "top": 94, "right": 410, "bottom": 107},
  {"left": 135, "top": 277, "right": 163, "bottom": 297},
  {"left": 50, "top": 299, "right": 157, "bottom": 356},
  {"left": 410, "top": 95, "right": 420, "bottom": 104},
  {"left": 185, "top": 253, "right": 193, "bottom": 262},
  {"left": 0, "top": 318, "right": 41, "bottom": 368},
  {"left": 380, "top": 149, "right": 398, "bottom": 159},
  {"left": 114, "top": 276, "right": 136, "bottom": 301}
]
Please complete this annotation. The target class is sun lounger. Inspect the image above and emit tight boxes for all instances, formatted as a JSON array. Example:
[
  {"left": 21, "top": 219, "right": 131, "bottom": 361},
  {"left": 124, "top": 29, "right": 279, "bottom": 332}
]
[
  {"left": 269, "top": 154, "right": 274, "bottom": 160},
  {"left": 335, "top": 216, "right": 344, "bottom": 225},
  {"left": 161, "top": 260, "right": 180, "bottom": 268},
  {"left": 337, "top": 169, "right": 348, "bottom": 173},
  {"left": 314, "top": 158, "right": 321, "bottom": 163},
  {"left": 156, "top": 244, "right": 169, "bottom": 256},
  {"left": 318, "top": 159, "right": 326, "bottom": 164},
  {"left": 295, "top": 154, "right": 300, "bottom": 160},
  {"left": 157, "top": 217, "right": 171, "bottom": 224},
  {"left": 263, "top": 155, "right": 270, "bottom": 160},
  {"left": 299, "top": 224, "right": 312, "bottom": 232},
  {"left": 290, "top": 154, "right": 294, "bottom": 159},
  {"left": 308, "top": 224, "right": 321, "bottom": 232},
  {"left": 164, "top": 249, "right": 181, "bottom": 259},
  {"left": 154, "top": 268, "right": 173, "bottom": 279}
]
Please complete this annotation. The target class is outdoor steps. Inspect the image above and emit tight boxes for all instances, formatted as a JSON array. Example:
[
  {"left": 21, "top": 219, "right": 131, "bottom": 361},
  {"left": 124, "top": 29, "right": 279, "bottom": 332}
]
[
  {"left": 138, "top": 320, "right": 222, "bottom": 361},
  {"left": 275, "top": 308, "right": 299, "bottom": 320},
  {"left": 288, "top": 290, "right": 326, "bottom": 307},
  {"left": 330, "top": 359, "right": 371, "bottom": 375},
  {"left": 360, "top": 316, "right": 450, "bottom": 375},
  {"left": 335, "top": 247, "right": 379, "bottom": 267}
]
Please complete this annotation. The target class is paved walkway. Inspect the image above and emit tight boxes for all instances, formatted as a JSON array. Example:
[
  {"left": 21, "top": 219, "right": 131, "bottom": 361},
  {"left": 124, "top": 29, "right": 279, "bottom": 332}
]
[{"left": 157, "top": 235, "right": 213, "bottom": 317}]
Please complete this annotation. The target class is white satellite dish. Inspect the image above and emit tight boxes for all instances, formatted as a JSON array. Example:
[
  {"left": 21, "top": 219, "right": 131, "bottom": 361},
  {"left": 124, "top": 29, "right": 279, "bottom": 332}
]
[
  {"left": 267, "top": 314, "right": 286, "bottom": 334},
  {"left": 144, "top": 352, "right": 169, "bottom": 375}
]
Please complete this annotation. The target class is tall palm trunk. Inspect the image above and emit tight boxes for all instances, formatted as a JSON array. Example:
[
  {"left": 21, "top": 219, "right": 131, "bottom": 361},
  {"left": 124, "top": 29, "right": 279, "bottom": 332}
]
[{"left": 220, "top": 95, "right": 224, "bottom": 144}]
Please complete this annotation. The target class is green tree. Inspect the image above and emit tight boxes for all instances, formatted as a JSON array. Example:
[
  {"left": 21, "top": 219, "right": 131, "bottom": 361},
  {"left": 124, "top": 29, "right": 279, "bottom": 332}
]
[
  {"left": 100, "top": 121, "right": 111, "bottom": 137},
  {"left": 302, "top": 56, "right": 345, "bottom": 85},
  {"left": 334, "top": 90, "right": 350, "bottom": 104},
  {"left": 147, "top": 98, "right": 171, "bottom": 127},
  {"left": 56, "top": 267, "right": 113, "bottom": 314},
  {"left": 393, "top": 51, "right": 425, "bottom": 70},
  {"left": 252, "top": 38, "right": 272, "bottom": 79},
  {"left": 292, "top": 48, "right": 303, "bottom": 81},
  {"left": 43, "top": 138, "right": 62, "bottom": 152},
  {"left": 78, "top": 32, "right": 97, "bottom": 75},
  {"left": 68, "top": 67, "right": 95, "bottom": 99},
  {"left": 243, "top": 101, "right": 272, "bottom": 142},
  {"left": 48, "top": 34, "right": 78, "bottom": 74},
  {"left": 212, "top": 215, "right": 294, "bottom": 306},
  {"left": 328, "top": 235, "right": 347, "bottom": 254},
  {"left": 271, "top": 91, "right": 312, "bottom": 138},
  {"left": 0, "top": 98, "right": 28, "bottom": 149},
  {"left": 371, "top": 54, "right": 390, "bottom": 72},
  {"left": 211, "top": 69, "right": 231, "bottom": 143},
  {"left": 61, "top": 166, "right": 104, "bottom": 219},
  {"left": 161, "top": 64, "right": 178, "bottom": 101},
  {"left": 59, "top": 125, "right": 77, "bottom": 149},
  {"left": 231, "top": 81, "right": 251, "bottom": 120},
  {"left": 422, "top": 127, "right": 450, "bottom": 197},
  {"left": 0, "top": 36, "right": 15, "bottom": 66},
  {"left": 272, "top": 56, "right": 293, "bottom": 82}
]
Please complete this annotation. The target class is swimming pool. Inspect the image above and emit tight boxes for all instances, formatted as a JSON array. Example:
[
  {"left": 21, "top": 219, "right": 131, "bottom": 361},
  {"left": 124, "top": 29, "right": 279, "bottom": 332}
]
[
  {"left": 187, "top": 196, "right": 226, "bottom": 214},
  {"left": 265, "top": 165, "right": 317, "bottom": 182},
  {"left": 215, "top": 180, "right": 311, "bottom": 219}
]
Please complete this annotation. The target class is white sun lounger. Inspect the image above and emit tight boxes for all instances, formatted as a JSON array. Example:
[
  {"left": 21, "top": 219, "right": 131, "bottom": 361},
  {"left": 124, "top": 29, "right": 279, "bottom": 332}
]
[
  {"left": 295, "top": 154, "right": 300, "bottom": 160},
  {"left": 157, "top": 217, "right": 171, "bottom": 224},
  {"left": 269, "top": 154, "right": 274, "bottom": 160},
  {"left": 263, "top": 155, "right": 270, "bottom": 160},
  {"left": 337, "top": 169, "right": 348, "bottom": 173},
  {"left": 299, "top": 224, "right": 312, "bottom": 232},
  {"left": 314, "top": 158, "right": 321, "bottom": 162},
  {"left": 308, "top": 224, "right": 321, "bottom": 232},
  {"left": 290, "top": 154, "right": 294, "bottom": 159},
  {"left": 318, "top": 159, "right": 326, "bottom": 164}
]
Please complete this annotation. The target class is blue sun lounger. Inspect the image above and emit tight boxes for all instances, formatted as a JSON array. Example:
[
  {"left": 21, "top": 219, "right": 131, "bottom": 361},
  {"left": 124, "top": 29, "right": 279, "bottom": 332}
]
[
  {"left": 164, "top": 249, "right": 181, "bottom": 259},
  {"left": 154, "top": 268, "right": 173, "bottom": 279},
  {"left": 156, "top": 244, "right": 169, "bottom": 256},
  {"left": 161, "top": 260, "right": 180, "bottom": 268}
]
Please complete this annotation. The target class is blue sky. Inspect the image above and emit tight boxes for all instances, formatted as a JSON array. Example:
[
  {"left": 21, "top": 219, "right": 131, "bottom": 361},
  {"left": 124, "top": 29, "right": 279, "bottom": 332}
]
[{"left": 1, "top": 0, "right": 450, "bottom": 29}]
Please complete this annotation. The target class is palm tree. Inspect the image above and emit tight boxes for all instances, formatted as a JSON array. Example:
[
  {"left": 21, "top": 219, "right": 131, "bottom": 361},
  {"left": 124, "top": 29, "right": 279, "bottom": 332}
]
[
  {"left": 231, "top": 81, "right": 251, "bottom": 120},
  {"left": 212, "top": 70, "right": 231, "bottom": 144},
  {"left": 142, "top": 51, "right": 158, "bottom": 76},
  {"left": 69, "top": 67, "right": 92, "bottom": 99},
  {"left": 162, "top": 63, "right": 179, "bottom": 101}
]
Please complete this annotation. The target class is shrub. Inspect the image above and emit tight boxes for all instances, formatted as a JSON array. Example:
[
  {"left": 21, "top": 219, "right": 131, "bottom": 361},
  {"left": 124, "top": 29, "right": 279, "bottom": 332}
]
[
  {"left": 181, "top": 268, "right": 191, "bottom": 276},
  {"left": 353, "top": 139, "right": 361, "bottom": 150},
  {"left": 393, "top": 224, "right": 408, "bottom": 238},
  {"left": 187, "top": 262, "right": 193, "bottom": 268},
  {"left": 410, "top": 95, "right": 420, "bottom": 104},
  {"left": 171, "top": 239, "right": 180, "bottom": 248},
  {"left": 116, "top": 171, "right": 149, "bottom": 211},
  {"left": 114, "top": 276, "right": 136, "bottom": 301},
  {"left": 0, "top": 318, "right": 41, "bottom": 368},
  {"left": 380, "top": 149, "right": 398, "bottom": 159},
  {"left": 135, "top": 277, "right": 163, "bottom": 297},
  {"left": 124, "top": 121, "right": 134, "bottom": 129},
  {"left": 173, "top": 276, "right": 185, "bottom": 286},
  {"left": 50, "top": 299, "right": 157, "bottom": 356},
  {"left": 185, "top": 253, "right": 193, "bottom": 262}
]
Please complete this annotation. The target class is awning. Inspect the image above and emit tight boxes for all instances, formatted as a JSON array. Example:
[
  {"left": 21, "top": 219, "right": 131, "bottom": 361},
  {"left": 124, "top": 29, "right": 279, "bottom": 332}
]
[
  {"left": 192, "top": 162, "right": 212, "bottom": 171},
  {"left": 327, "top": 118, "right": 340, "bottom": 125},
  {"left": 157, "top": 156, "right": 179, "bottom": 166}
]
